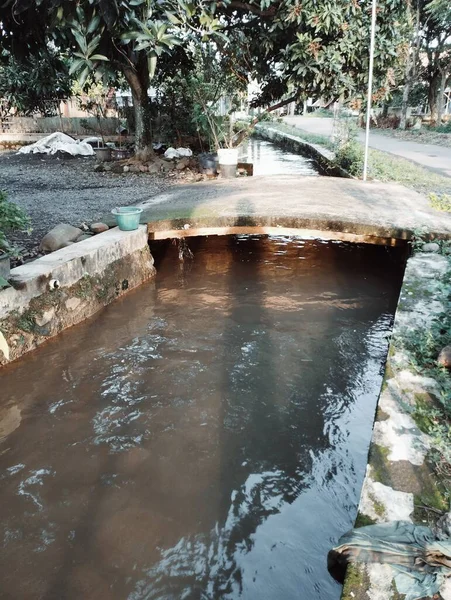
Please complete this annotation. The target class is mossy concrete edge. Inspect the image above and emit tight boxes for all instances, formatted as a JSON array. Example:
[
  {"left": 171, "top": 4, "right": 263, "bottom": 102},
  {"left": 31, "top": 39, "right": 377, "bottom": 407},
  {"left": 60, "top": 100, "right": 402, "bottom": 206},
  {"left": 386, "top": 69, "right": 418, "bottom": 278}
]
[
  {"left": 341, "top": 251, "right": 451, "bottom": 600},
  {"left": 0, "top": 226, "right": 155, "bottom": 367},
  {"left": 254, "top": 123, "right": 351, "bottom": 178}
]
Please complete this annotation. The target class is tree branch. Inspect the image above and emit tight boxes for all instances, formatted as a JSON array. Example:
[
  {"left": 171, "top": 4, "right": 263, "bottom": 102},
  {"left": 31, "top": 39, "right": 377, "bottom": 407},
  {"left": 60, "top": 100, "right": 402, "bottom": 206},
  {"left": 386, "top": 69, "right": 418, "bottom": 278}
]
[
  {"left": 226, "top": 1, "right": 278, "bottom": 17},
  {"left": 233, "top": 95, "right": 297, "bottom": 146}
]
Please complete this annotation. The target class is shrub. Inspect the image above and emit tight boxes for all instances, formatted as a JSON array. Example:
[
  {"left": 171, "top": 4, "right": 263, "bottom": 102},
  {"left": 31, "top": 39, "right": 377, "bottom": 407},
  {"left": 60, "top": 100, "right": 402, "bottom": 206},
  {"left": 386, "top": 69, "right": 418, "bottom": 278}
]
[
  {"left": 0, "top": 190, "right": 31, "bottom": 256},
  {"left": 432, "top": 122, "right": 451, "bottom": 134},
  {"left": 334, "top": 141, "right": 364, "bottom": 176}
]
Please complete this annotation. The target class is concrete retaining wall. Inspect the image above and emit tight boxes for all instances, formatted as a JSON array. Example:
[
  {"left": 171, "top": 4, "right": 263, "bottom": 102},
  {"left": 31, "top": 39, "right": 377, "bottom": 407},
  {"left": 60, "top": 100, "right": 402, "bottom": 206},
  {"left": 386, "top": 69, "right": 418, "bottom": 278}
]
[
  {"left": 341, "top": 251, "right": 451, "bottom": 600},
  {"left": 254, "top": 124, "right": 350, "bottom": 178},
  {"left": 0, "top": 226, "right": 155, "bottom": 367}
]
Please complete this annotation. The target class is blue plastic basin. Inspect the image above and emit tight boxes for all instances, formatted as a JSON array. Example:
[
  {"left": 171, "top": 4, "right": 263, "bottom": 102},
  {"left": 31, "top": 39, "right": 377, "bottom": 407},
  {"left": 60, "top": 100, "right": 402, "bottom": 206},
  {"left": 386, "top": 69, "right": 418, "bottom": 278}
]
[{"left": 111, "top": 207, "right": 143, "bottom": 231}]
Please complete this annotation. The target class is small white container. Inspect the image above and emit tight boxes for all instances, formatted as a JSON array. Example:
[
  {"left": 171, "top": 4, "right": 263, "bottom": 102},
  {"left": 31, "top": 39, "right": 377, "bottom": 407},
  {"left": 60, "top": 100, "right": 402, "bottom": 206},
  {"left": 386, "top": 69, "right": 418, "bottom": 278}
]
[{"left": 217, "top": 148, "right": 239, "bottom": 166}]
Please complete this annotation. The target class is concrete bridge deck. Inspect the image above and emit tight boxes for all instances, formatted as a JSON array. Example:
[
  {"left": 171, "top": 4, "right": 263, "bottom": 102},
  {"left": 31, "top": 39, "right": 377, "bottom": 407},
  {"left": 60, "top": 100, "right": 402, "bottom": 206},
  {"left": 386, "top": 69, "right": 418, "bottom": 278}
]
[{"left": 107, "top": 175, "right": 451, "bottom": 243}]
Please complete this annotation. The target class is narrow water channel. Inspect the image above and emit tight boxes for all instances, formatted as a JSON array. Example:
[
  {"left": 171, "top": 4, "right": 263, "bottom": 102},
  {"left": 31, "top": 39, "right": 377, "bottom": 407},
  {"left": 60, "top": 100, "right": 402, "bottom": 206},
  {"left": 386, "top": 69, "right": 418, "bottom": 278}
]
[
  {"left": 242, "top": 138, "right": 319, "bottom": 176},
  {"left": 0, "top": 236, "right": 405, "bottom": 600}
]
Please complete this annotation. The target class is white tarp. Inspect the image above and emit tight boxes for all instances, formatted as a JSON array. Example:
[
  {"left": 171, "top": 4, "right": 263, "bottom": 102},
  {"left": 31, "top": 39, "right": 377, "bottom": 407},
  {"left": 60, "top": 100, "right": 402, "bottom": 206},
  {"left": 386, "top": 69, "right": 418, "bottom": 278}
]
[
  {"left": 164, "top": 147, "right": 193, "bottom": 159},
  {"left": 17, "top": 132, "right": 95, "bottom": 156}
]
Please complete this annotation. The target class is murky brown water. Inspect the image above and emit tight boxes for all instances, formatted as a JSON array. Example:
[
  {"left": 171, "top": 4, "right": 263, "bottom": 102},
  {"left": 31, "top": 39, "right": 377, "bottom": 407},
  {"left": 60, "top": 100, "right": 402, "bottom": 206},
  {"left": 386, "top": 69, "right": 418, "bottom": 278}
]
[{"left": 0, "top": 236, "right": 406, "bottom": 600}]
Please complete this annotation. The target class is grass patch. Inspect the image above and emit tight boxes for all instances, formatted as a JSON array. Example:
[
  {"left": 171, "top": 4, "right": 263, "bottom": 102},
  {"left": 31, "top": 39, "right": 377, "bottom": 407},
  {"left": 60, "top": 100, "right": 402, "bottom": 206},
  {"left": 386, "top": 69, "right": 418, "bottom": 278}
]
[
  {"left": 264, "top": 122, "right": 451, "bottom": 195},
  {"left": 354, "top": 513, "right": 377, "bottom": 527},
  {"left": 261, "top": 121, "right": 336, "bottom": 152},
  {"left": 429, "top": 192, "right": 451, "bottom": 212}
]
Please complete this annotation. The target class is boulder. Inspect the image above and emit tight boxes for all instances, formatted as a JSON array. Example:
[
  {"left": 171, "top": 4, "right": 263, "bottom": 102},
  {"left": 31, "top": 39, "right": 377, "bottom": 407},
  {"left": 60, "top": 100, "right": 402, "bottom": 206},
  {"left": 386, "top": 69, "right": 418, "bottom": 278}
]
[
  {"left": 40, "top": 224, "right": 84, "bottom": 253},
  {"left": 76, "top": 234, "right": 93, "bottom": 242},
  {"left": 175, "top": 157, "right": 190, "bottom": 171},
  {"left": 438, "top": 346, "right": 451, "bottom": 369},
  {"left": 422, "top": 242, "right": 440, "bottom": 253},
  {"left": 90, "top": 222, "right": 109, "bottom": 234},
  {"left": 148, "top": 163, "right": 160, "bottom": 174},
  {"left": 161, "top": 160, "right": 175, "bottom": 173}
]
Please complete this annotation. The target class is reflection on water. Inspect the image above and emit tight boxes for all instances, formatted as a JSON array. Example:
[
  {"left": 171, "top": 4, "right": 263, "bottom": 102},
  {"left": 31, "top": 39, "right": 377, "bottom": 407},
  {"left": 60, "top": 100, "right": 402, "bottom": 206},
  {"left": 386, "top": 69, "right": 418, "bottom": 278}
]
[
  {"left": 243, "top": 138, "right": 320, "bottom": 176},
  {"left": 0, "top": 236, "right": 405, "bottom": 600}
]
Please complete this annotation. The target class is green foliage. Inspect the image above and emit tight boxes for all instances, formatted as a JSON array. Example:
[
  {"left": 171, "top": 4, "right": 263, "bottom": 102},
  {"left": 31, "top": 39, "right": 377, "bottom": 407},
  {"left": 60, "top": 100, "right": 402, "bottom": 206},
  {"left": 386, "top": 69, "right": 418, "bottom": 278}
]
[
  {"left": 0, "top": 191, "right": 31, "bottom": 257},
  {"left": 432, "top": 122, "right": 451, "bottom": 134},
  {"left": 429, "top": 193, "right": 451, "bottom": 212},
  {"left": 0, "top": 49, "right": 72, "bottom": 116},
  {"left": 153, "top": 43, "right": 247, "bottom": 149},
  {"left": 1, "top": 0, "right": 413, "bottom": 150},
  {"left": 218, "top": 0, "right": 410, "bottom": 107},
  {"left": 335, "top": 141, "right": 365, "bottom": 176}
]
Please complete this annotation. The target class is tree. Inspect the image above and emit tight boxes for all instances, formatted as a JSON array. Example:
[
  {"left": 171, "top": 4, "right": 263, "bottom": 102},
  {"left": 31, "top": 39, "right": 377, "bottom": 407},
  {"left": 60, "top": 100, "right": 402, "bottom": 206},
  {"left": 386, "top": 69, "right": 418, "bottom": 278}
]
[
  {"left": 422, "top": 0, "right": 451, "bottom": 124},
  {"left": 399, "top": 0, "right": 421, "bottom": 130},
  {"left": 216, "top": 0, "right": 410, "bottom": 110},
  {"left": 2, "top": 0, "right": 411, "bottom": 152},
  {"left": 0, "top": 49, "right": 72, "bottom": 117},
  {"left": 1, "top": 0, "right": 223, "bottom": 158}
]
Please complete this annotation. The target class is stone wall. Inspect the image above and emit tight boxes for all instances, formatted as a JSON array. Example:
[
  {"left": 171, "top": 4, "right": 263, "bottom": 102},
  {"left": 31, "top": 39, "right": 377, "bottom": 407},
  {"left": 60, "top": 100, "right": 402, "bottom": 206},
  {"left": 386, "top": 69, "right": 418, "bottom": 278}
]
[
  {"left": 1, "top": 116, "right": 120, "bottom": 136},
  {"left": 0, "top": 226, "right": 155, "bottom": 367},
  {"left": 341, "top": 251, "right": 451, "bottom": 600}
]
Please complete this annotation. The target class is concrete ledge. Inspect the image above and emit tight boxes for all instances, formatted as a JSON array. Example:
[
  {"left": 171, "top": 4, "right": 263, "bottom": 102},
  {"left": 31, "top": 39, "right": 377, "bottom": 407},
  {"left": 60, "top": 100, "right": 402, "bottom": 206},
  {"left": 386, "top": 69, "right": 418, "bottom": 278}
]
[
  {"left": 0, "top": 226, "right": 155, "bottom": 366},
  {"left": 342, "top": 252, "right": 451, "bottom": 600},
  {"left": 103, "top": 175, "right": 451, "bottom": 242},
  {"left": 255, "top": 123, "right": 350, "bottom": 177}
]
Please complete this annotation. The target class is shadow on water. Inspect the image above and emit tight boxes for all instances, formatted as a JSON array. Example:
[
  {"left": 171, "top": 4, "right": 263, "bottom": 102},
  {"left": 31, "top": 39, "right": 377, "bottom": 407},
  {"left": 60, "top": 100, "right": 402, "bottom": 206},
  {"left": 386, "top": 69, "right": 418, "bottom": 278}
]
[{"left": 0, "top": 206, "right": 406, "bottom": 599}]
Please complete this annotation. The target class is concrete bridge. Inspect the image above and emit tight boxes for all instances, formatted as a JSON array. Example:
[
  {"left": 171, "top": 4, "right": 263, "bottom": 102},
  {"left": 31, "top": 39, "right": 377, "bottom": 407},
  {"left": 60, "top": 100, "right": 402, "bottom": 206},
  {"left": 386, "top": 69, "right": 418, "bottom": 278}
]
[{"left": 105, "top": 175, "right": 451, "bottom": 244}]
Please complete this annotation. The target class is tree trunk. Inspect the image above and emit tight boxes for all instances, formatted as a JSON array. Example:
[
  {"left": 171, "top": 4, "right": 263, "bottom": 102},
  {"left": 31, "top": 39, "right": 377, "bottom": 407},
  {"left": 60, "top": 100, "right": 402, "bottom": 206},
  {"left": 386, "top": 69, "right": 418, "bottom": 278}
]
[
  {"left": 400, "top": 79, "right": 411, "bottom": 130},
  {"left": 437, "top": 70, "right": 447, "bottom": 127},
  {"left": 428, "top": 72, "right": 441, "bottom": 126},
  {"left": 400, "top": 4, "right": 420, "bottom": 131},
  {"left": 123, "top": 58, "right": 154, "bottom": 160}
]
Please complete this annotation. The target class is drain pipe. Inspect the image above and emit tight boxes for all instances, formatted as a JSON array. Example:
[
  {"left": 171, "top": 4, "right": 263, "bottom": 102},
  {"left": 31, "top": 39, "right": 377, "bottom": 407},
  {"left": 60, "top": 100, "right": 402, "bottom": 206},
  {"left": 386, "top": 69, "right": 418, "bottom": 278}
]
[{"left": 363, "top": 0, "right": 378, "bottom": 182}]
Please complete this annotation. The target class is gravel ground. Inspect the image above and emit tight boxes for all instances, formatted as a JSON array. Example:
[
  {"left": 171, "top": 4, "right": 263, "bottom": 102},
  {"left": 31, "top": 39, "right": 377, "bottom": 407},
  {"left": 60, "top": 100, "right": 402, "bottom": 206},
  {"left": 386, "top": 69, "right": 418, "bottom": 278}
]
[{"left": 0, "top": 151, "right": 173, "bottom": 259}]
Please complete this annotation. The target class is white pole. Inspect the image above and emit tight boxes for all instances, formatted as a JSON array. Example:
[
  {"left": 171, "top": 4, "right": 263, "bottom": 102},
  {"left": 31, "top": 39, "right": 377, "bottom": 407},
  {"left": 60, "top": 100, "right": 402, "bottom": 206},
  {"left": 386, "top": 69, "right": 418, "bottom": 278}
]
[{"left": 363, "top": 0, "right": 377, "bottom": 181}]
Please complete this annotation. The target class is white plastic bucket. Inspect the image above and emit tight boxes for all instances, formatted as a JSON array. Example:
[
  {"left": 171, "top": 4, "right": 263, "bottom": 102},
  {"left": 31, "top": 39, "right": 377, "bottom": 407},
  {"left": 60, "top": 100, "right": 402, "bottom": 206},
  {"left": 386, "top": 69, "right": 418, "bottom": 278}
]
[{"left": 217, "top": 148, "right": 239, "bottom": 166}]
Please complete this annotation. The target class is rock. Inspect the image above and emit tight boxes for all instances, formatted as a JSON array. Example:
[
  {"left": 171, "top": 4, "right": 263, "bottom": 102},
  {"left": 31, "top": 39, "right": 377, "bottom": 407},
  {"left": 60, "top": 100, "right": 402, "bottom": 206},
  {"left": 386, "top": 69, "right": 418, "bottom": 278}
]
[
  {"left": 103, "top": 164, "right": 112, "bottom": 172},
  {"left": 161, "top": 160, "right": 174, "bottom": 173},
  {"left": 93, "top": 164, "right": 104, "bottom": 172},
  {"left": 90, "top": 222, "right": 109, "bottom": 234},
  {"left": 66, "top": 297, "right": 81, "bottom": 311},
  {"left": 139, "top": 165, "right": 148, "bottom": 173},
  {"left": 147, "top": 163, "right": 160, "bottom": 174},
  {"left": 422, "top": 242, "right": 440, "bottom": 253},
  {"left": 76, "top": 234, "right": 93, "bottom": 242},
  {"left": 129, "top": 165, "right": 140, "bottom": 173},
  {"left": 175, "top": 157, "right": 190, "bottom": 171},
  {"left": 123, "top": 165, "right": 130, "bottom": 173},
  {"left": 35, "top": 307, "right": 55, "bottom": 327},
  {"left": 40, "top": 224, "right": 84, "bottom": 253},
  {"left": 438, "top": 346, "right": 451, "bottom": 368}
]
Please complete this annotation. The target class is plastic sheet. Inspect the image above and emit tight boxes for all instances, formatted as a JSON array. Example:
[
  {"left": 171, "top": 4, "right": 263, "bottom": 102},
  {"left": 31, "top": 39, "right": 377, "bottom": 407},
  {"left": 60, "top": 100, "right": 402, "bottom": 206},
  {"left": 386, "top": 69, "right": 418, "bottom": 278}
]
[
  {"left": 164, "top": 147, "right": 193, "bottom": 159},
  {"left": 17, "top": 132, "right": 95, "bottom": 156}
]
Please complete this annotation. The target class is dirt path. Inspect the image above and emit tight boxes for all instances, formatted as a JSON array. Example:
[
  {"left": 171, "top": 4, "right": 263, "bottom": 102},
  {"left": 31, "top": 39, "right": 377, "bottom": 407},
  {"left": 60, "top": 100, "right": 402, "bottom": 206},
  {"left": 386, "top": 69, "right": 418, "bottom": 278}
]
[{"left": 0, "top": 152, "right": 173, "bottom": 259}]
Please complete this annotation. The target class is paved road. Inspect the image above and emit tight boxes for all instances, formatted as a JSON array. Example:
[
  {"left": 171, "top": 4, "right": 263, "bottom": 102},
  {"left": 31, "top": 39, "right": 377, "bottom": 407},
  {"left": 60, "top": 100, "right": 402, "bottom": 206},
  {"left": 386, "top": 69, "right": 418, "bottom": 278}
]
[{"left": 284, "top": 116, "right": 451, "bottom": 178}]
